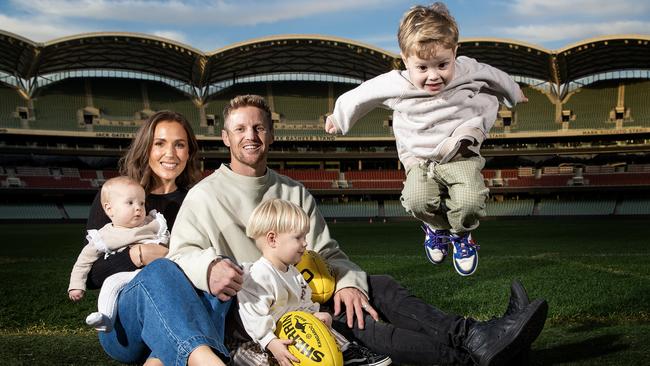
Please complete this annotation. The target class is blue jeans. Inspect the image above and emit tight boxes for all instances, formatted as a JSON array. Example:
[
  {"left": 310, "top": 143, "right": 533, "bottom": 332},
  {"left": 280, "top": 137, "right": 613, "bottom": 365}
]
[{"left": 99, "top": 259, "right": 231, "bottom": 366}]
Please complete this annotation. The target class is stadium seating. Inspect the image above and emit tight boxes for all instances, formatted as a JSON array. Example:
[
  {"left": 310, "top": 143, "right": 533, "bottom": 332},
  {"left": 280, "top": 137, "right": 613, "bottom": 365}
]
[
  {"left": 64, "top": 203, "right": 91, "bottom": 219},
  {"left": 273, "top": 82, "right": 329, "bottom": 121},
  {"left": 486, "top": 199, "right": 535, "bottom": 216},
  {"left": 318, "top": 201, "right": 379, "bottom": 218},
  {"left": 0, "top": 83, "right": 24, "bottom": 128},
  {"left": 32, "top": 78, "right": 86, "bottom": 131},
  {"left": 510, "top": 86, "right": 557, "bottom": 132},
  {"left": 616, "top": 198, "right": 650, "bottom": 215},
  {"left": 536, "top": 199, "right": 616, "bottom": 216},
  {"left": 0, "top": 203, "right": 64, "bottom": 219},
  {"left": 624, "top": 79, "right": 650, "bottom": 127},
  {"left": 563, "top": 80, "right": 618, "bottom": 129},
  {"left": 383, "top": 200, "right": 410, "bottom": 217},
  {"left": 146, "top": 81, "right": 201, "bottom": 128},
  {"left": 91, "top": 78, "right": 144, "bottom": 119}
]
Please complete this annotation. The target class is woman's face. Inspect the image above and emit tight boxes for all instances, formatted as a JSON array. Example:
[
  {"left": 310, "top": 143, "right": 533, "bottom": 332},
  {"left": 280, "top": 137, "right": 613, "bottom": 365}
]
[{"left": 148, "top": 121, "right": 190, "bottom": 192}]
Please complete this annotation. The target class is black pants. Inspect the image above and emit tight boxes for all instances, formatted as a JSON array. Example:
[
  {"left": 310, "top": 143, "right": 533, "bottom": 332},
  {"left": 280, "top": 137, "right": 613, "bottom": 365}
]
[{"left": 331, "top": 275, "right": 473, "bottom": 366}]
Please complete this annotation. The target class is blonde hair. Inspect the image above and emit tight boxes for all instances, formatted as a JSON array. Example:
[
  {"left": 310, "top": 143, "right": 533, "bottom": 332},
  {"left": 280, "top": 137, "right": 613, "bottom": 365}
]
[
  {"left": 222, "top": 94, "right": 273, "bottom": 131},
  {"left": 398, "top": 2, "right": 459, "bottom": 58},
  {"left": 246, "top": 199, "right": 310, "bottom": 241},
  {"left": 100, "top": 176, "right": 144, "bottom": 206}
]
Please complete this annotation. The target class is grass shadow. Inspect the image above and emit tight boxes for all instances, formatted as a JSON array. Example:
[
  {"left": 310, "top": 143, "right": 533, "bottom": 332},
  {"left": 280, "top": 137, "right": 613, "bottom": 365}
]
[{"left": 532, "top": 334, "right": 628, "bottom": 365}]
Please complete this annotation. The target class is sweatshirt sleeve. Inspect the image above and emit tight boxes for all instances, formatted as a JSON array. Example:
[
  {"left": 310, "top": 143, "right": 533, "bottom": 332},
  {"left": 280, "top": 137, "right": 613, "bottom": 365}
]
[
  {"left": 237, "top": 268, "right": 282, "bottom": 349},
  {"left": 300, "top": 188, "right": 369, "bottom": 296},
  {"left": 330, "top": 71, "right": 402, "bottom": 134},
  {"left": 68, "top": 242, "right": 102, "bottom": 292},
  {"left": 167, "top": 186, "right": 223, "bottom": 292},
  {"left": 455, "top": 56, "right": 523, "bottom": 107}
]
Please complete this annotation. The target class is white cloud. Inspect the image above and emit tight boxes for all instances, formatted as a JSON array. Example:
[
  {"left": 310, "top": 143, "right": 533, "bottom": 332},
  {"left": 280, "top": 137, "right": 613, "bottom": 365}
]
[
  {"left": 150, "top": 30, "right": 188, "bottom": 44},
  {"left": 510, "top": 0, "right": 650, "bottom": 18},
  {"left": 0, "top": 13, "right": 89, "bottom": 42},
  {"left": 499, "top": 20, "right": 650, "bottom": 44},
  {"left": 11, "top": 0, "right": 393, "bottom": 26}
]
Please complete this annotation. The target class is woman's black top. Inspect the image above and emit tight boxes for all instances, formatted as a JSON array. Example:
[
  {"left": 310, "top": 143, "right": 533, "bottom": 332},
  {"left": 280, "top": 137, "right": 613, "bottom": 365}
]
[{"left": 84, "top": 188, "right": 188, "bottom": 289}]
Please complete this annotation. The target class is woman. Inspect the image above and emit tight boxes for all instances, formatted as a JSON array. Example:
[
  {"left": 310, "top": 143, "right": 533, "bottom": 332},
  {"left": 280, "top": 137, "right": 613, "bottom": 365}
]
[
  {"left": 86, "top": 111, "right": 230, "bottom": 366},
  {"left": 86, "top": 110, "right": 201, "bottom": 288}
]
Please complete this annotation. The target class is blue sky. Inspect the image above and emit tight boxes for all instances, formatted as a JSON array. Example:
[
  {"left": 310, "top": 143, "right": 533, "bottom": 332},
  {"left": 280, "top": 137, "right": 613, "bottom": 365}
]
[{"left": 0, "top": 0, "right": 648, "bottom": 53}]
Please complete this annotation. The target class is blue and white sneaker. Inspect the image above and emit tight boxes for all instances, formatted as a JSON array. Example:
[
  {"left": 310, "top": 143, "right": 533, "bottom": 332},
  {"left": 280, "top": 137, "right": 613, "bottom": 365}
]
[
  {"left": 451, "top": 233, "right": 479, "bottom": 276},
  {"left": 422, "top": 225, "right": 450, "bottom": 264}
]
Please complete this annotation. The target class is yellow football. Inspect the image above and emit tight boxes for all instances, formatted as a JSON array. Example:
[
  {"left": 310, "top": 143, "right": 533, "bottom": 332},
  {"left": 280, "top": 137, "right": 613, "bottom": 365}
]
[
  {"left": 296, "top": 250, "right": 335, "bottom": 303},
  {"left": 275, "top": 311, "right": 343, "bottom": 366}
]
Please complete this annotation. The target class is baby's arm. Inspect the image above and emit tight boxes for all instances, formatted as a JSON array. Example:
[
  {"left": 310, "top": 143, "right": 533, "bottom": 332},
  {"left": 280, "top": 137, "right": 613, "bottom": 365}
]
[
  {"left": 69, "top": 289, "right": 84, "bottom": 301},
  {"left": 68, "top": 242, "right": 103, "bottom": 300}
]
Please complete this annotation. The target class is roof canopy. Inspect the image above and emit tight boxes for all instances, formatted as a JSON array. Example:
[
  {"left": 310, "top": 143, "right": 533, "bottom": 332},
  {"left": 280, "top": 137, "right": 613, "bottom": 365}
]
[{"left": 1, "top": 31, "right": 648, "bottom": 89}]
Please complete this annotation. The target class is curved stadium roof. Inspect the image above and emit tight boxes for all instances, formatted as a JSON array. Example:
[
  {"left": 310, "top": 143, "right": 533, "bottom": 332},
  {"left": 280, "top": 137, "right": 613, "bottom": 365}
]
[{"left": 1, "top": 30, "right": 648, "bottom": 90}]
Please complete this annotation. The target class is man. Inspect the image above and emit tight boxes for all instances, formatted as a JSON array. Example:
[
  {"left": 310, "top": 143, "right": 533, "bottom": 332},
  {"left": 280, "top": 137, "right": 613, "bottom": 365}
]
[{"left": 168, "top": 94, "right": 548, "bottom": 366}]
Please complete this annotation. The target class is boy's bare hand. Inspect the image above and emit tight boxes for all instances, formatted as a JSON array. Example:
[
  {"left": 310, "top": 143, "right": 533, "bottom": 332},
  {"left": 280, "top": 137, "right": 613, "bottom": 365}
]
[
  {"left": 325, "top": 115, "right": 339, "bottom": 134},
  {"left": 68, "top": 289, "right": 85, "bottom": 301},
  {"left": 313, "top": 311, "right": 332, "bottom": 327},
  {"left": 267, "top": 338, "right": 299, "bottom": 366},
  {"left": 518, "top": 88, "right": 528, "bottom": 103}
]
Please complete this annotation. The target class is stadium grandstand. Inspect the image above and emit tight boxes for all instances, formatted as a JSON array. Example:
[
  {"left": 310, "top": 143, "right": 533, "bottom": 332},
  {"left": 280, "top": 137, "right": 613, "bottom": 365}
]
[{"left": 1, "top": 30, "right": 649, "bottom": 220}]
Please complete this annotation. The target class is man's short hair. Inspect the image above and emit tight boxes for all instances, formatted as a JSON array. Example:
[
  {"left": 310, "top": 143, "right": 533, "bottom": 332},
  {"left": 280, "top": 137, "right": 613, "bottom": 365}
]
[
  {"left": 246, "top": 198, "right": 310, "bottom": 241},
  {"left": 222, "top": 94, "right": 273, "bottom": 131},
  {"left": 398, "top": 2, "right": 459, "bottom": 58}
]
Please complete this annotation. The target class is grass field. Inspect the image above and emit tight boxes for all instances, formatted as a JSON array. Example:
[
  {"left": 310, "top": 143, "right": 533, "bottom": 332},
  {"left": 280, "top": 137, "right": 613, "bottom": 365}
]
[{"left": 1, "top": 217, "right": 649, "bottom": 365}]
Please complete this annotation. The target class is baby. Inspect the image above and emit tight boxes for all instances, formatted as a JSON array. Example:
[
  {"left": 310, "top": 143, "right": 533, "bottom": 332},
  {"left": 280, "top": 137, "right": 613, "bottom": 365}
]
[{"left": 68, "top": 176, "right": 169, "bottom": 331}]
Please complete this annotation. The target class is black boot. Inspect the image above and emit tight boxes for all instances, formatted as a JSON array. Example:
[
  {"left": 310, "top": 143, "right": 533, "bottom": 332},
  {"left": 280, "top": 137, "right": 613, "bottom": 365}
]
[
  {"left": 463, "top": 299, "right": 548, "bottom": 366},
  {"left": 504, "top": 279, "right": 530, "bottom": 316},
  {"left": 504, "top": 280, "right": 532, "bottom": 365}
]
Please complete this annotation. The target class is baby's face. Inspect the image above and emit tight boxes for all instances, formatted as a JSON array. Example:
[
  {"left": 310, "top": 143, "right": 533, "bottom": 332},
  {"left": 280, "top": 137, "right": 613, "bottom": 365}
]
[
  {"left": 107, "top": 184, "right": 146, "bottom": 228},
  {"left": 402, "top": 45, "right": 456, "bottom": 95}
]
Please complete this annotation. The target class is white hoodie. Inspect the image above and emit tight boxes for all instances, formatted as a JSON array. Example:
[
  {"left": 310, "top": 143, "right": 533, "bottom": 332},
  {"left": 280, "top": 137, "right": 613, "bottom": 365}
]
[{"left": 329, "top": 56, "right": 523, "bottom": 169}]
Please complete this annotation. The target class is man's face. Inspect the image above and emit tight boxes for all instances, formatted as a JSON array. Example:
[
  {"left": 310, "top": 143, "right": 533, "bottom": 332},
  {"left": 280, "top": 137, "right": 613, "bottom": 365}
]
[
  {"left": 222, "top": 106, "right": 274, "bottom": 177},
  {"left": 402, "top": 45, "right": 456, "bottom": 95}
]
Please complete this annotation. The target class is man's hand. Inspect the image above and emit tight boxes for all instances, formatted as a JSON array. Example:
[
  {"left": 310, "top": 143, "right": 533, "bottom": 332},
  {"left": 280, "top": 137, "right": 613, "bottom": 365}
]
[
  {"left": 333, "top": 287, "right": 379, "bottom": 329},
  {"left": 68, "top": 289, "right": 84, "bottom": 301},
  {"left": 324, "top": 115, "right": 339, "bottom": 134},
  {"left": 207, "top": 258, "right": 243, "bottom": 301},
  {"left": 267, "top": 338, "right": 299, "bottom": 366}
]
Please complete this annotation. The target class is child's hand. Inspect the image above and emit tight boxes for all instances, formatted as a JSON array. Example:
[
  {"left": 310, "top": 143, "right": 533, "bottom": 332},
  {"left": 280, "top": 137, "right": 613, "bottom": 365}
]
[
  {"left": 313, "top": 311, "right": 332, "bottom": 327},
  {"left": 324, "top": 115, "right": 339, "bottom": 134},
  {"left": 68, "top": 289, "right": 85, "bottom": 301},
  {"left": 267, "top": 338, "right": 299, "bottom": 366},
  {"left": 518, "top": 88, "right": 528, "bottom": 103}
]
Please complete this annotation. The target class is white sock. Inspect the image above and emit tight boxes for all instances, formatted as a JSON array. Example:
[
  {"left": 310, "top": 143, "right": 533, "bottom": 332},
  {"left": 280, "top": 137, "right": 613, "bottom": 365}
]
[{"left": 90, "top": 270, "right": 140, "bottom": 332}]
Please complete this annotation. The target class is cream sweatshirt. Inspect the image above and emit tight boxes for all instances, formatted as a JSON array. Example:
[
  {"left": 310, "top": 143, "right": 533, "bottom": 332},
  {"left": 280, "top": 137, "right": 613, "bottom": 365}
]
[{"left": 168, "top": 165, "right": 368, "bottom": 295}]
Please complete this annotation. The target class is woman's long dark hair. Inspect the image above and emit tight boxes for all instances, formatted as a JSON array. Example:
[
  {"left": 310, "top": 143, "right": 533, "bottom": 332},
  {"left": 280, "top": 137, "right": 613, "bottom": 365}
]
[{"left": 119, "top": 111, "right": 201, "bottom": 193}]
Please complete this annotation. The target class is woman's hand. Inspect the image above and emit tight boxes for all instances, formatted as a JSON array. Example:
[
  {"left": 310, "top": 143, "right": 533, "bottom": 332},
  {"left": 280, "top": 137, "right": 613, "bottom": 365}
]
[
  {"left": 129, "top": 244, "right": 169, "bottom": 267},
  {"left": 267, "top": 338, "right": 299, "bottom": 366}
]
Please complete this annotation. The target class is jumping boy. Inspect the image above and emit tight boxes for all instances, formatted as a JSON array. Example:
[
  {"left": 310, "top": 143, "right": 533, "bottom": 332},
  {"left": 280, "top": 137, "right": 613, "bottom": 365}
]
[{"left": 325, "top": 2, "right": 527, "bottom": 276}]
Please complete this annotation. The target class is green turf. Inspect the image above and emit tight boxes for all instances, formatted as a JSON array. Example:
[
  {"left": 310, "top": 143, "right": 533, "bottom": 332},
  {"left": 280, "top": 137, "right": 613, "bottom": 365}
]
[{"left": 0, "top": 218, "right": 649, "bottom": 365}]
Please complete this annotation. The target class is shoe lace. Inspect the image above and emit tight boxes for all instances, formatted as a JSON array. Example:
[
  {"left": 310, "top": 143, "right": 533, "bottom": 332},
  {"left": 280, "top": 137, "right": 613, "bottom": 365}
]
[
  {"left": 453, "top": 235, "right": 480, "bottom": 258},
  {"left": 422, "top": 225, "right": 449, "bottom": 251}
]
